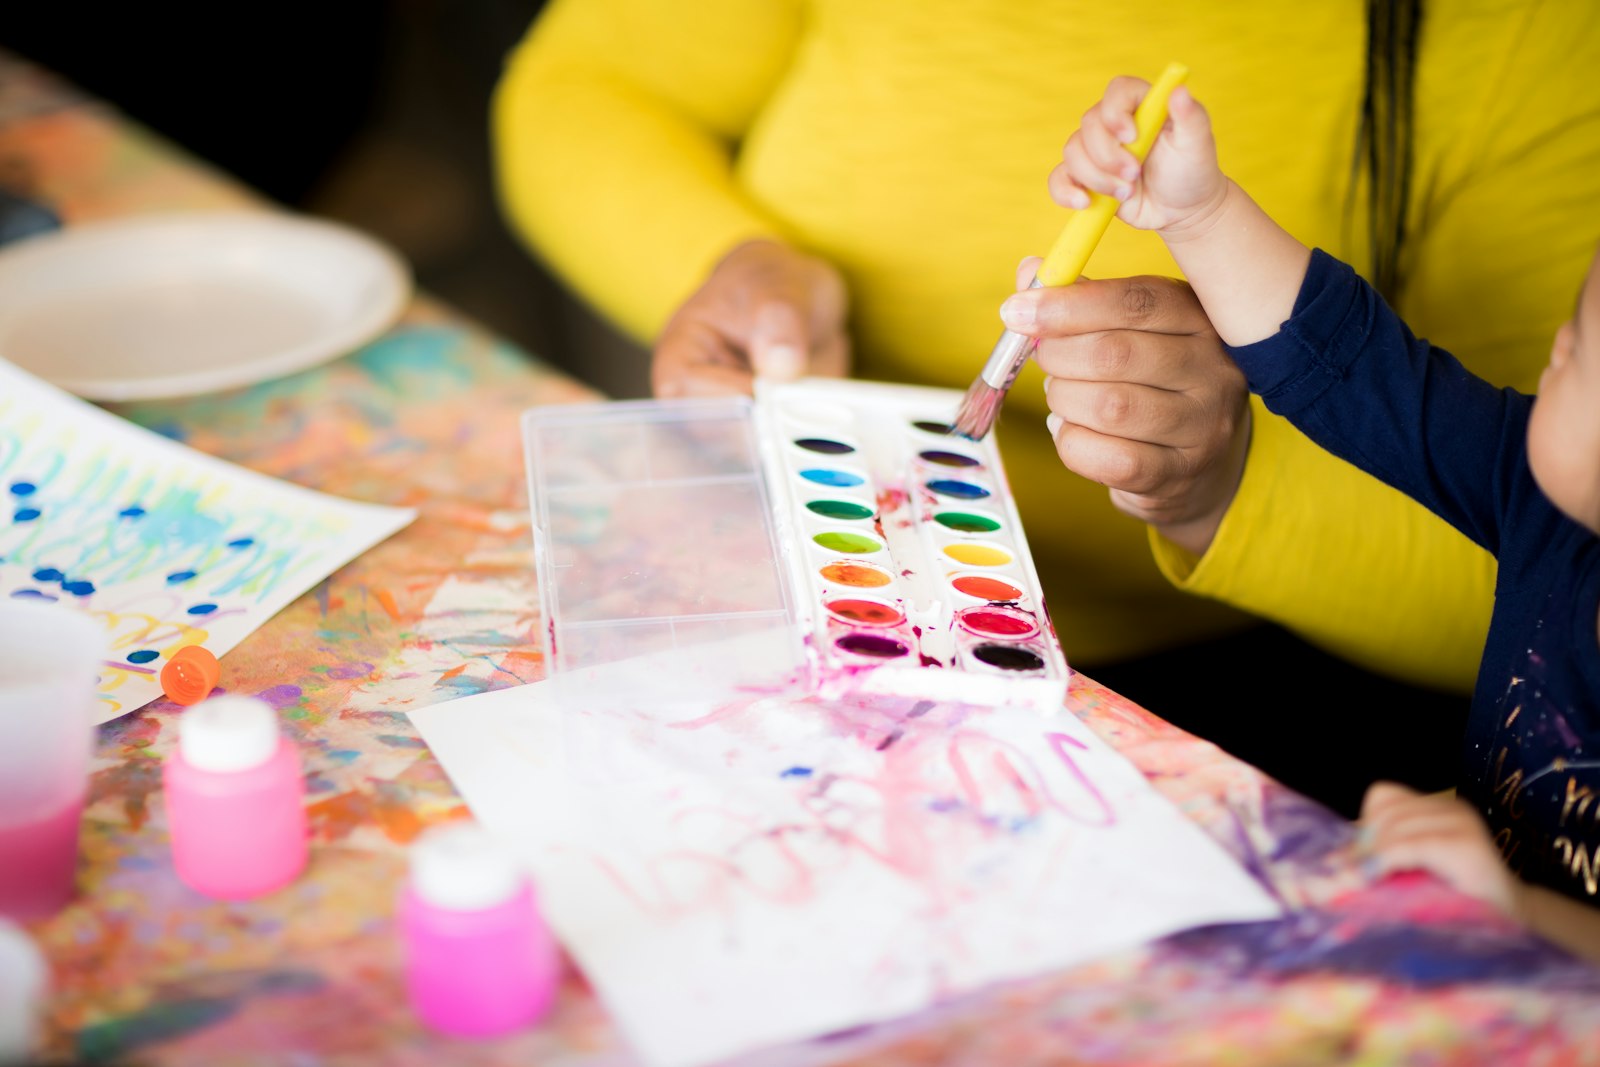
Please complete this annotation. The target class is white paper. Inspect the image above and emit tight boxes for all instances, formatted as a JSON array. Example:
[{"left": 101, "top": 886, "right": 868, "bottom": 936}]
[
  {"left": 410, "top": 643, "right": 1281, "bottom": 1067},
  {"left": 0, "top": 359, "right": 414, "bottom": 722}
]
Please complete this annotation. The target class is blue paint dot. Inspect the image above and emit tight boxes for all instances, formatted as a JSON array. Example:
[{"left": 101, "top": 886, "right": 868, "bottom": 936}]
[
  {"left": 10, "top": 589, "right": 57, "bottom": 602},
  {"left": 13, "top": 508, "right": 40, "bottom": 522},
  {"left": 119, "top": 506, "right": 146, "bottom": 519},
  {"left": 61, "top": 580, "right": 95, "bottom": 596},
  {"left": 227, "top": 537, "right": 255, "bottom": 548},
  {"left": 187, "top": 603, "right": 218, "bottom": 616},
  {"left": 166, "top": 571, "right": 197, "bottom": 584},
  {"left": 798, "top": 468, "right": 865, "bottom": 488},
  {"left": 9, "top": 482, "right": 35, "bottom": 496},
  {"left": 127, "top": 650, "right": 159, "bottom": 664},
  {"left": 780, "top": 766, "right": 814, "bottom": 779},
  {"left": 32, "top": 568, "right": 63, "bottom": 583}
]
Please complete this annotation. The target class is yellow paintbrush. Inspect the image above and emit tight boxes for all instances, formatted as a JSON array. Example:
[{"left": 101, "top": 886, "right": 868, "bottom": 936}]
[{"left": 951, "top": 62, "right": 1190, "bottom": 440}]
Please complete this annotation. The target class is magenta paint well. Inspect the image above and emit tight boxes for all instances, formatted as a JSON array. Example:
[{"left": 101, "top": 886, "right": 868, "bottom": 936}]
[
  {"left": 835, "top": 633, "right": 909, "bottom": 659},
  {"left": 918, "top": 449, "right": 981, "bottom": 468},
  {"left": 825, "top": 597, "right": 904, "bottom": 627},
  {"left": 794, "top": 437, "right": 856, "bottom": 455},
  {"left": 957, "top": 606, "right": 1038, "bottom": 640}
]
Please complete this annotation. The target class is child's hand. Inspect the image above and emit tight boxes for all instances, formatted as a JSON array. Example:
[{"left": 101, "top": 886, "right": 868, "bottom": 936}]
[
  {"left": 1050, "top": 80, "right": 1226, "bottom": 238},
  {"left": 1360, "top": 781, "right": 1521, "bottom": 917}
]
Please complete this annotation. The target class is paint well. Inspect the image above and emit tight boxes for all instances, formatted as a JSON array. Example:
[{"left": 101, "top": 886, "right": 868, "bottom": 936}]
[
  {"left": 933, "top": 510, "right": 1001, "bottom": 534},
  {"left": 806, "top": 499, "right": 874, "bottom": 522},
  {"left": 819, "top": 562, "right": 893, "bottom": 588},
  {"left": 800, "top": 468, "right": 865, "bottom": 488},
  {"left": 825, "top": 598, "right": 904, "bottom": 627},
  {"left": 813, "top": 531, "right": 882, "bottom": 554},
  {"left": 919, "top": 449, "right": 981, "bottom": 468},
  {"left": 951, "top": 575, "right": 1023, "bottom": 601},
  {"left": 795, "top": 437, "right": 855, "bottom": 455},
  {"left": 926, "top": 479, "right": 989, "bottom": 500},
  {"left": 911, "top": 419, "right": 952, "bottom": 435},
  {"left": 943, "top": 542, "right": 1012, "bottom": 567},
  {"left": 972, "top": 644, "right": 1045, "bottom": 672},
  {"left": 957, "top": 606, "right": 1038, "bottom": 640},
  {"left": 835, "top": 633, "right": 908, "bottom": 659}
]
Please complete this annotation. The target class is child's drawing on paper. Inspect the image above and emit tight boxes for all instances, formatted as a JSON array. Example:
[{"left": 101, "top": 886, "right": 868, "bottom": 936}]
[
  {"left": 0, "top": 361, "right": 413, "bottom": 721},
  {"left": 412, "top": 661, "right": 1282, "bottom": 1067}
]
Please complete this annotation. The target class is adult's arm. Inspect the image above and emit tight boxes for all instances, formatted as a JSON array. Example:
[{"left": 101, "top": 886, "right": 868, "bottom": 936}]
[
  {"left": 1153, "top": 4, "right": 1600, "bottom": 691},
  {"left": 492, "top": 0, "right": 800, "bottom": 343}
]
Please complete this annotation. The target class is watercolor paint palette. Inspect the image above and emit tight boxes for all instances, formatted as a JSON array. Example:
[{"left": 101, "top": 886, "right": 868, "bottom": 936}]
[{"left": 522, "top": 379, "right": 1068, "bottom": 712}]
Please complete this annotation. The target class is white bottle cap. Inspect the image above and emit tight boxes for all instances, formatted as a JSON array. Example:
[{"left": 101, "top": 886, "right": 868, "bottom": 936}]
[
  {"left": 409, "top": 821, "right": 525, "bottom": 912},
  {"left": 0, "top": 920, "right": 46, "bottom": 1067},
  {"left": 179, "top": 696, "right": 280, "bottom": 773}
]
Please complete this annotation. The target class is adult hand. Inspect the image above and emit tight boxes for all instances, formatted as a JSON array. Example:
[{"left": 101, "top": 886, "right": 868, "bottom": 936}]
[
  {"left": 1360, "top": 781, "right": 1521, "bottom": 918},
  {"left": 652, "top": 239, "right": 850, "bottom": 398},
  {"left": 1001, "top": 259, "right": 1250, "bottom": 556}
]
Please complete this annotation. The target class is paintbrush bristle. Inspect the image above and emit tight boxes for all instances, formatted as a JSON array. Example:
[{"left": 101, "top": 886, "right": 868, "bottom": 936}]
[{"left": 949, "top": 378, "right": 1004, "bottom": 441}]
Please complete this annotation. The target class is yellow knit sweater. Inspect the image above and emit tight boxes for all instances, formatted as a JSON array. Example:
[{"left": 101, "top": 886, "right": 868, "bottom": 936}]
[{"left": 494, "top": 0, "right": 1600, "bottom": 682}]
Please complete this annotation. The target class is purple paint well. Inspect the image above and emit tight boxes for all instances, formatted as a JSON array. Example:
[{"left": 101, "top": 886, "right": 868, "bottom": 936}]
[{"left": 835, "top": 633, "right": 909, "bottom": 659}]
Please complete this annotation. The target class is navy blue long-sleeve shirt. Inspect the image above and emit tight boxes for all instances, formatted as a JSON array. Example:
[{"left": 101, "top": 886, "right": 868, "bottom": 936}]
[{"left": 1227, "top": 249, "right": 1600, "bottom": 905}]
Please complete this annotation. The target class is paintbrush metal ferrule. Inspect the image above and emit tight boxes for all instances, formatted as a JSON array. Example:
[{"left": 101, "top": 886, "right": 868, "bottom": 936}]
[{"left": 978, "top": 327, "right": 1036, "bottom": 390}]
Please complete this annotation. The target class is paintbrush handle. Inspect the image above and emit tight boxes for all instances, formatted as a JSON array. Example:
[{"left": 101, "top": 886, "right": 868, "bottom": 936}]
[{"left": 1037, "top": 61, "right": 1189, "bottom": 288}]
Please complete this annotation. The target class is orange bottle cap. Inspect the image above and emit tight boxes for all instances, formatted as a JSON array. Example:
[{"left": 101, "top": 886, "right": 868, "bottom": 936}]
[{"left": 161, "top": 645, "right": 220, "bottom": 706}]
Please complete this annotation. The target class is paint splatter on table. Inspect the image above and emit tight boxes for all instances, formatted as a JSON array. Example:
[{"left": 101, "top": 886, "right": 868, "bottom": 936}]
[{"left": 3, "top": 50, "right": 1598, "bottom": 1066}]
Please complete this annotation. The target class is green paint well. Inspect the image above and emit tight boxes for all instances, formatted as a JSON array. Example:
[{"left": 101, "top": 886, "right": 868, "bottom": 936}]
[
  {"left": 806, "top": 499, "right": 874, "bottom": 521},
  {"left": 813, "top": 531, "right": 882, "bottom": 554},
  {"left": 934, "top": 510, "right": 1000, "bottom": 533}
]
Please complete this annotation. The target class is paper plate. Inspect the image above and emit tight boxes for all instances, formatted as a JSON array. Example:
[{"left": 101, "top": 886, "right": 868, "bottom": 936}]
[{"left": 0, "top": 211, "right": 411, "bottom": 400}]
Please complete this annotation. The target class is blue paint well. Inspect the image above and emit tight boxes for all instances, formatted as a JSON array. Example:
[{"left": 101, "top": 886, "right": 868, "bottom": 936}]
[
  {"left": 799, "top": 468, "right": 865, "bottom": 488},
  {"left": 127, "top": 650, "right": 160, "bottom": 664},
  {"left": 926, "top": 479, "right": 990, "bottom": 500}
]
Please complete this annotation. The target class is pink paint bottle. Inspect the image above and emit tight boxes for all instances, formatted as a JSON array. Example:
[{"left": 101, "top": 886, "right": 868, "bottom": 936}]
[
  {"left": 0, "top": 602, "right": 104, "bottom": 920},
  {"left": 162, "top": 696, "right": 308, "bottom": 899},
  {"left": 400, "top": 821, "right": 559, "bottom": 1038}
]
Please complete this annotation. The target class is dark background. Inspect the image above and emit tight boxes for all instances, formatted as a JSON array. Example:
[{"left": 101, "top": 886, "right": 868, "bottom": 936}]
[{"left": 2, "top": 1, "right": 650, "bottom": 399}]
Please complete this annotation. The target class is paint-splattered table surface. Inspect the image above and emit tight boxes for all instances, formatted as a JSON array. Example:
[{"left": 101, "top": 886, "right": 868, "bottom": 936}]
[{"left": 4, "top": 52, "right": 1599, "bottom": 1067}]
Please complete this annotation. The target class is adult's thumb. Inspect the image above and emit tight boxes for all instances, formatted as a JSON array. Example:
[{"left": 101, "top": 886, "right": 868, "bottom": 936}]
[{"left": 750, "top": 301, "right": 808, "bottom": 380}]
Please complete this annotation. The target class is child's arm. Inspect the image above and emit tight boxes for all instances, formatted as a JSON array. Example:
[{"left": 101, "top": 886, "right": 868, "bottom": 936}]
[
  {"left": 1052, "top": 77, "right": 1534, "bottom": 556},
  {"left": 1052, "top": 81, "right": 1310, "bottom": 347},
  {"left": 1362, "top": 782, "right": 1600, "bottom": 965}
]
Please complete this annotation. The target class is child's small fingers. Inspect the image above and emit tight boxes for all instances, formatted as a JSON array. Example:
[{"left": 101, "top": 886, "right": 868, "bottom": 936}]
[
  {"left": 1360, "top": 780, "right": 1420, "bottom": 820},
  {"left": 1078, "top": 111, "right": 1142, "bottom": 184},
  {"left": 1061, "top": 135, "right": 1128, "bottom": 200},
  {"left": 1165, "top": 85, "right": 1214, "bottom": 150},
  {"left": 1047, "top": 168, "right": 1093, "bottom": 211},
  {"left": 1101, "top": 76, "right": 1150, "bottom": 141}
]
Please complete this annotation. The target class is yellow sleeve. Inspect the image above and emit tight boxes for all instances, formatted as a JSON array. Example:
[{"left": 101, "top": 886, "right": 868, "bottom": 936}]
[
  {"left": 491, "top": 0, "right": 801, "bottom": 343},
  {"left": 1154, "top": 1, "right": 1600, "bottom": 693}
]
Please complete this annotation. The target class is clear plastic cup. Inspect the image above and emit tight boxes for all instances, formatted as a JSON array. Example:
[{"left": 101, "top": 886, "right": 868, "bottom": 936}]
[{"left": 0, "top": 601, "right": 105, "bottom": 919}]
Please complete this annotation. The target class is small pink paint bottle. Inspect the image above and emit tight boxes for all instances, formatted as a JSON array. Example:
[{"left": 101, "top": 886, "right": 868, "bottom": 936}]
[
  {"left": 400, "top": 821, "right": 559, "bottom": 1038},
  {"left": 162, "top": 696, "right": 308, "bottom": 899}
]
